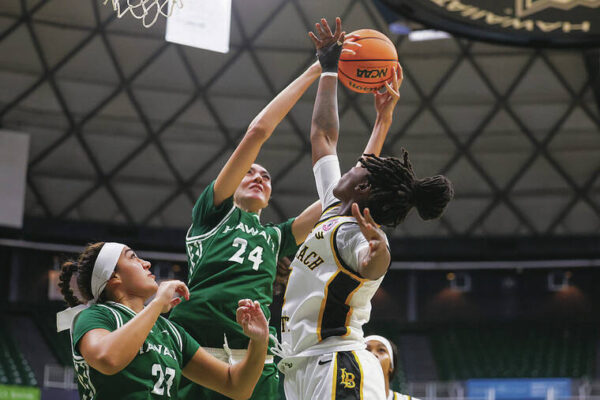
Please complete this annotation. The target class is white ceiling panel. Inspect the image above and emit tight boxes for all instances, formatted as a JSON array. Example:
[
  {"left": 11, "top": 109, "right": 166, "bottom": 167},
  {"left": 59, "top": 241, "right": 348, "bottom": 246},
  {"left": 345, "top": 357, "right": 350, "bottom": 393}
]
[{"left": 0, "top": 0, "right": 596, "bottom": 238}]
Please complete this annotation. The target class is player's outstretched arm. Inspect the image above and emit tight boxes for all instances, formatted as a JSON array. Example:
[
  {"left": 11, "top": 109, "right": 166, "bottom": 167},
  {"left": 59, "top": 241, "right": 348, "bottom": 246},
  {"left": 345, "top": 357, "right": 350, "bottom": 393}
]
[
  {"left": 359, "top": 65, "right": 403, "bottom": 163},
  {"left": 182, "top": 300, "right": 268, "bottom": 400},
  {"left": 78, "top": 281, "right": 189, "bottom": 375},
  {"left": 308, "top": 17, "right": 345, "bottom": 166},
  {"left": 212, "top": 62, "right": 322, "bottom": 207},
  {"left": 351, "top": 203, "right": 391, "bottom": 280}
]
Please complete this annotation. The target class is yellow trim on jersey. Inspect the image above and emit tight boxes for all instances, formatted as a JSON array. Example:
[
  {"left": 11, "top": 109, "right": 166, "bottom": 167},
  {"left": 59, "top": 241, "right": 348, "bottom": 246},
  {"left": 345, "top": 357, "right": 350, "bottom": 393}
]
[
  {"left": 331, "top": 352, "right": 339, "bottom": 400},
  {"left": 352, "top": 351, "right": 364, "bottom": 400},
  {"left": 313, "top": 222, "right": 368, "bottom": 340},
  {"left": 317, "top": 269, "right": 340, "bottom": 341},
  {"left": 343, "top": 279, "right": 365, "bottom": 337},
  {"left": 280, "top": 265, "right": 294, "bottom": 324},
  {"left": 322, "top": 202, "right": 341, "bottom": 216},
  {"left": 314, "top": 203, "right": 341, "bottom": 230},
  {"left": 314, "top": 214, "right": 340, "bottom": 230}
]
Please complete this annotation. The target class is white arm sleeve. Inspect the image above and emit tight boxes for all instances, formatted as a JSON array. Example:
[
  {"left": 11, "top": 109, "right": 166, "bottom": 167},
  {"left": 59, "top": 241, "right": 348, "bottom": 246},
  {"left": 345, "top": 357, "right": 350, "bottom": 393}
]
[{"left": 313, "top": 155, "right": 341, "bottom": 210}]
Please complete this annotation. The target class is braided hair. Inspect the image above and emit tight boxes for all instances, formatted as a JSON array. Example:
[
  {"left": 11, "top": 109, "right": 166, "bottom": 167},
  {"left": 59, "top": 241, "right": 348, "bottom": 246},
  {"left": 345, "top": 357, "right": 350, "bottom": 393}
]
[
  {"left": 358, "top": 150, "right": 454, "bottom": 227},
  {"left": 58, "top": 242, "right": 105, "bottom": 307}
]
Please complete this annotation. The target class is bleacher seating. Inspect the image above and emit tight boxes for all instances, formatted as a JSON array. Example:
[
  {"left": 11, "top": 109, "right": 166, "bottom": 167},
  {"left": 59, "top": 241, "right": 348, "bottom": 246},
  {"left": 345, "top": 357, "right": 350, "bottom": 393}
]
[
  {"left": 0, "top": 321, "right": 37, "bottom": 386},
  {"left": 431, "top": 323, "right": 597, "bottom": 380},
  {"left": 33, "top": 311, "right": 72, "bottom": 367}
]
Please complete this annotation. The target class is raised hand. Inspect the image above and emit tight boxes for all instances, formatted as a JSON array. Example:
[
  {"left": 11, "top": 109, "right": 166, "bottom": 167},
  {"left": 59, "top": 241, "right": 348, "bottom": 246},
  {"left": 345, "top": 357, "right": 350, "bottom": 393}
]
[
  {"left": 308, "top": 17, "right": 344, "bottom": 50},
  {"left": 153, "top": 280, "right": 190, "bottom": 313},
  {"left": 308, "top": 17, "right": 355, "bottom": 73},
  {"left": 374, "top": 64, "right": 403, "bottom": 118},
  {"left": 236, "top": 299, "right": 269, "bottom": 343},
  {"left": 351, "top": 203, "right": 388, "bottom": 268}
]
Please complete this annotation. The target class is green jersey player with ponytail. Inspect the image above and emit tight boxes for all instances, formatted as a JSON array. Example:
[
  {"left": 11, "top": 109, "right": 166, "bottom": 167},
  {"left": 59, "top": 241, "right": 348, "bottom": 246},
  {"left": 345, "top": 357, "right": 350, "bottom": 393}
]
[
  {"left": 169, "top": 61, "right": 324, "bottom": 400},
  {"left": 57, "top": 242, "right": 269, "bottom": 400}
]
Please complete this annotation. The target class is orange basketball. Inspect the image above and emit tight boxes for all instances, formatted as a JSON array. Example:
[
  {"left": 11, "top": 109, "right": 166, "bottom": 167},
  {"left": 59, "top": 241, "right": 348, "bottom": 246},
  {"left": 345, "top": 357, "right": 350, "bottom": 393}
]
[{"left": 338, "top": 29, "right": 398, "bottom": 93}]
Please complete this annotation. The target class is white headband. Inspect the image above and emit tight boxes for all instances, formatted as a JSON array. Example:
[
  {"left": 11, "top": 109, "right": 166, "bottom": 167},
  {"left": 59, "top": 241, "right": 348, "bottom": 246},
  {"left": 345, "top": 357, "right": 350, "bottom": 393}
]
[
  {"left": 91, "top": 242, "right": 125, "bottom": 300},
  {"left": 57, "top": 242, "right": 125, "bottom": 332},
  {"left": 365, "top": 335, "right": 394, "bottom": 369}
]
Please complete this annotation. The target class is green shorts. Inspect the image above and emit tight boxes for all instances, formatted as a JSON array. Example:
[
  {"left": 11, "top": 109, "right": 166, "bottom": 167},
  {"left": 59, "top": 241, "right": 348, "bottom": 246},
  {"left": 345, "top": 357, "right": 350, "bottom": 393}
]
[{"left": 178, "top": 362, "right": 280, "bottom": 400}]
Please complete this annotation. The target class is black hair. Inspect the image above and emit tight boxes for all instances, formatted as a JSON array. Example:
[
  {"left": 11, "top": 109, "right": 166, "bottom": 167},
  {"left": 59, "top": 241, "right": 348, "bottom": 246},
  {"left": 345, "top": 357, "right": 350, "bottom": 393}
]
[
  {"left": 358, "top": 150, "right": 454, "bottom": 227},
  {"left": 58, "top": 242, "right": 107, "bottom": 307}
]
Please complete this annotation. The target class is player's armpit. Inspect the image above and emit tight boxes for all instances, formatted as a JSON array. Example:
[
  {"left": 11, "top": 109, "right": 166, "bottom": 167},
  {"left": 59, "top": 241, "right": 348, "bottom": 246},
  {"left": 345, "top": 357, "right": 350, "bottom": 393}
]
[{"left": 292, "top": 201, "right": 322, "bottom": 245}]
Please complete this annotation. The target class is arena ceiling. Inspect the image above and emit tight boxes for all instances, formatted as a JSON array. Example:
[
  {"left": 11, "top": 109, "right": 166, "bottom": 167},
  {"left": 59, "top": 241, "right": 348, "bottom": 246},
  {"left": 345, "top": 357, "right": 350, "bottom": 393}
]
[{"left": 1, "top": 0, "right": 599, "bottom": 243}]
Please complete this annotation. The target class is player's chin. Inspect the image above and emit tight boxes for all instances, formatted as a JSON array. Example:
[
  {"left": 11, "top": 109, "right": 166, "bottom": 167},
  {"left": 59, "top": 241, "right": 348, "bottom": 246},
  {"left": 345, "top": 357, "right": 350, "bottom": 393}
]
[
  {"left": 147, "top": 280, "right": 159, "bottom": 294},
  {"left": 246, "top": 194, "right": 269, "bottom": 210}
]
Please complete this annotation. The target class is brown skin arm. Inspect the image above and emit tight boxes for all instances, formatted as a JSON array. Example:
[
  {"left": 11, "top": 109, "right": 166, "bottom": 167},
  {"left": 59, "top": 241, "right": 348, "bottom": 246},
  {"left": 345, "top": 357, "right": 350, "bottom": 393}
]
[
  {"left": 356, "top": 65, "right": 403, "bottom": 166},
  {"left": 351, "top": 204, "right": 391, "bottom": 280},
  {"left": 310, "top": 75, "right": 340, "bottom": 166},
  {"left": 213, "top": 63, "right": 321, "bottom": 207}
]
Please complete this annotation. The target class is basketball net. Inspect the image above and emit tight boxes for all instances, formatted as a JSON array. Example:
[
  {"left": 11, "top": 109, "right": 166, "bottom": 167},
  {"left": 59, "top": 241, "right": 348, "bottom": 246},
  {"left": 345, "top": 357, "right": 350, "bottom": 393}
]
[{"left": 103, "top": 0, "right": 183, "bottom": 28}]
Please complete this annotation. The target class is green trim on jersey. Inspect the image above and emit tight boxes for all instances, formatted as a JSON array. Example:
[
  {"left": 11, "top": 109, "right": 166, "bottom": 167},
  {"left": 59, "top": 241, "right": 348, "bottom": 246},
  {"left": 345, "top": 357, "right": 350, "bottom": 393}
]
[
  {"left": 170, "top": 181, "right": 299, "bottom": 350},
  {"left": 71, "top": 302, "right": 199, "bottom": 400}
]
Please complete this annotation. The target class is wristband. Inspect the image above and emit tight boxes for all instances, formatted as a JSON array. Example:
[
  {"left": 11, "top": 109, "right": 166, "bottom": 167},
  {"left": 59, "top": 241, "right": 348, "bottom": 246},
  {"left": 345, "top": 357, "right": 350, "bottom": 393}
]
[
  {"left": 317, "top": 41, "right": 343, "bottom": 73},
  {"left": 321, "top": 72, "right": 338, "bottom": 77}
]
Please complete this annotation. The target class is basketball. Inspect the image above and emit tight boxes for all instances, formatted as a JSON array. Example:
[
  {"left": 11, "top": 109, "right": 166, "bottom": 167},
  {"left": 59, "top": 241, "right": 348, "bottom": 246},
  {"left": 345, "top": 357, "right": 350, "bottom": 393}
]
[{"left": 338, "top": 29, "right": 399, "bottom": 93}]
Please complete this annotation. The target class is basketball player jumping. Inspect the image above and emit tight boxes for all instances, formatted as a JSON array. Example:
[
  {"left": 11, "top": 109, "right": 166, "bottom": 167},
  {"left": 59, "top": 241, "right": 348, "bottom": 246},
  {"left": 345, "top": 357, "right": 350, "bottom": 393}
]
[
  {"left": 169, "top": 27, "right": 400, "bottom": 398},
  {"left": 276, "top": 17, "right": 454, "bottom": 400}
]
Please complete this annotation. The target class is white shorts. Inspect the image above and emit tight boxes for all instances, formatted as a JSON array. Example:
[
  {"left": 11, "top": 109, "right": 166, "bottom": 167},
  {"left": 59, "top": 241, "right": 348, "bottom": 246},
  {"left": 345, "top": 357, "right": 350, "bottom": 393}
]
[{"left": 282, "top": 349, "right": 386, "bottom": 400}]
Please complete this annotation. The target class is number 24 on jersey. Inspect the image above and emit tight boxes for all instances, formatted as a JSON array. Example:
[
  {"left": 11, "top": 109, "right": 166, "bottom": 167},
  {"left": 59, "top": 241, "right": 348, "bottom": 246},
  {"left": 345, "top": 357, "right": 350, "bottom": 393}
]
[{"left": 229, "top": 238, "right": 263, "bottom": 271}]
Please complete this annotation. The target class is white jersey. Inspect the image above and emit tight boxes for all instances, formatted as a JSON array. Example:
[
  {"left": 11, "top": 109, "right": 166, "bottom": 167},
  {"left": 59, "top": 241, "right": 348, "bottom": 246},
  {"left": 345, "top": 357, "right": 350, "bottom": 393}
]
[
  {"left": 281, "top": 205, "right": 384, "bottom": 358},
  {"left": 280, "top": 154, "right": 387, "bottom": 358}
]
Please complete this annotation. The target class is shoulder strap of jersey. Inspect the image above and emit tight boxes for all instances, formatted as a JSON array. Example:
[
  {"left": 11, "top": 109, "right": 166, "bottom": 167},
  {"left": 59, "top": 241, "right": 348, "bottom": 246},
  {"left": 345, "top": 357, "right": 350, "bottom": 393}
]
[
  {"left": 160, "top": 317, "right": 183, "bottom": 352},
  {"left": 186, "top": 203, "right": 237, "bottom": 242},
  {"left": 96, "top": 303, "right": 125, "bottom": 329},
  {"left": 313, "top": 202, "right": 341, "bottom": 228}
]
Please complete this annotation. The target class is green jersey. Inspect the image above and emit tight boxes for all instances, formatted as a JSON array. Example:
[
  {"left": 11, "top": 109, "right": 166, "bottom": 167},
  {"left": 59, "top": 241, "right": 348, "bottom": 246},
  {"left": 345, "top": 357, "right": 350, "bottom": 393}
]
[
  {"left": 169, "top": 181, "right": 299, "bottom": 349},
  {"left": 71, "top": 301, "right": 200, "bottom": 400}
]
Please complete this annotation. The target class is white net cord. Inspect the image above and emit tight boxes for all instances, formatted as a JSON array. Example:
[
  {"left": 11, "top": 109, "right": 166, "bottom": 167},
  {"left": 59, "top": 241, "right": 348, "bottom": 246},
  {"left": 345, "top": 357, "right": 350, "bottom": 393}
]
[{"left": 103, "top": 0, "right": 184, "bottom": 28}]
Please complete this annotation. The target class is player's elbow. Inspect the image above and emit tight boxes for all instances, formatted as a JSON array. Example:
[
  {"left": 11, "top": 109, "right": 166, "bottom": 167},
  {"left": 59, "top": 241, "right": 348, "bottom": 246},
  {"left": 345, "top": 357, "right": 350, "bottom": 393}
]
[
  {"left": 245, "top": 124, "right": 271, "bottom": 142},
  {"left": 231, "top": 388, "right": 253, "bottom": 400},
  {"left": 310, "top": 125, "right": 335, "bottom": 144},
  {"left": 90, "top": 351, "right": 125, "bottom": 376}
]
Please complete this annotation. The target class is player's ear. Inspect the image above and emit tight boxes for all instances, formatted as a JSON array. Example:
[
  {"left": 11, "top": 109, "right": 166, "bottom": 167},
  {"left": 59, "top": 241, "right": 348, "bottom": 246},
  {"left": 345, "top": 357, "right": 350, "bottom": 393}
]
[
  {"left": 355, "top": 181, "right": 371, "bottom": 195},
  {"left": 108, "top": 270, "right": 122, "bottom": 285}
]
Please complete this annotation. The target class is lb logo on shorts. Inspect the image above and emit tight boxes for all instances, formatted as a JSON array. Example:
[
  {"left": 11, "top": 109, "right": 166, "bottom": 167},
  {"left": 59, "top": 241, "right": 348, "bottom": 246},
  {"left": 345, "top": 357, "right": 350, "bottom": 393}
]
[
  {"left": 333, "top": 351, "right": 362, "bottom": 399},
  {"left": 339, "top": 368, "right": 356, "bottom": 389}
]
